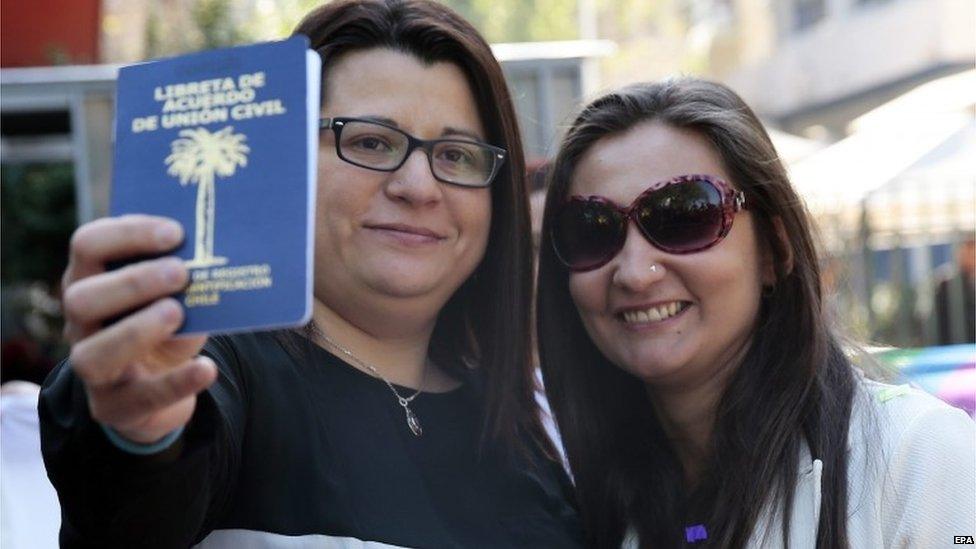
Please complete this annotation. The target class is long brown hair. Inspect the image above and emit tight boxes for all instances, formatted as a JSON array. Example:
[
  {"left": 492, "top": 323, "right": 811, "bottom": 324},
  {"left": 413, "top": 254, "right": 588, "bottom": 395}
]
[
  {"left": 291, "top": 0, "right": 546, "bottom": 457},
  {"left": 536, "top": 78, "right": 856, "bottom": 547}
]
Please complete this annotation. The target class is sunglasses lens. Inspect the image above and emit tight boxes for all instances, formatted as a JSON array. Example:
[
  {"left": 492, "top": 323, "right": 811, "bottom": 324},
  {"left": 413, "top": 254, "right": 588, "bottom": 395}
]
[
  {"left": 553, "top": 200, "right": 625, "bottom": 270},
  {"left": 635, "top": 178, "right": 725, "bottom": 253}
]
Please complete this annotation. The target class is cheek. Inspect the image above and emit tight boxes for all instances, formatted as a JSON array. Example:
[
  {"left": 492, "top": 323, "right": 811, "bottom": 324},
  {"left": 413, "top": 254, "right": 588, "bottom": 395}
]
[
  {"left": 315, "top": 161, "right": 380, "bottom": 220},
  {"left": 567, "top": 274, "right": 590, "bottom": 311},
  {"left": 704, "top": 258, "right": 759, "bottom": 293},
  {"left": 704, "top": 266, "right": 762, "bottom": 328},
  {"left": 316, "top": 157, "right": 344, "bottom": 213},
  {"left": 453, "top": 191, "right": 492, "bottom": 247},
  {"left": 568, "top": 272, "right": 634, "bottom": 368},
  {"left": 316, "top": 144, "right": 342, "bottom": 184},
  {"left": 313, "top": 183, "right": 349, "bottom": 240},
  {"left": 696, "top": 234, "right": 766, "bottom": 323},
  {"left": 568, "top": 272, "right": 607, "bottom": 325},
  {"left": 473, "top": 199, "right": 492, "bottom": 241}
]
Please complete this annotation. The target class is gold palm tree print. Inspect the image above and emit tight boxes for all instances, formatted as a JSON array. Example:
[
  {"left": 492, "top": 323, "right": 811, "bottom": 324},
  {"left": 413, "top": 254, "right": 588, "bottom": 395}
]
[{"left": 165, "top": 126, "right": 249, "bottom": 267}]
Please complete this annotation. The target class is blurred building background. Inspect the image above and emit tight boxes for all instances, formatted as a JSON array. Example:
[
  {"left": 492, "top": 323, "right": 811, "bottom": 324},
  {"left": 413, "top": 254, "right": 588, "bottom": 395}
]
[{"left": 1, "top": 0, "right": 974, "bottom": 381}]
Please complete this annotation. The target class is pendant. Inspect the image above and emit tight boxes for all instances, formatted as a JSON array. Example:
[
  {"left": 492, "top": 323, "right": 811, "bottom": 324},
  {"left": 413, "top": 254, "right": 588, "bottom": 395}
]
[{"left": 404, "top": 405, "right": 423, "bottom": 437}]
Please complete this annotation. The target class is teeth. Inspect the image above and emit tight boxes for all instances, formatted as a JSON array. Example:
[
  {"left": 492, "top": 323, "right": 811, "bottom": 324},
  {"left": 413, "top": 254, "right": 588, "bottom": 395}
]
[{"left": 621, "top": 302, "right": 685, "bottom": 324}]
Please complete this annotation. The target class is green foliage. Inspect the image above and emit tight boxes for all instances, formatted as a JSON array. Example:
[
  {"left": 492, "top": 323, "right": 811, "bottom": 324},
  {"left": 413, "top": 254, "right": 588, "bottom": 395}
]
[
  {"left": 241, "top": 0, "right": 582, "bottom": 44},
  {"left": 242, "top": 0, "right": 325, "bottom": 41},
  {"left": 144, "top": 0, "right": 257, "bottom": 58},
  {"left": 1, "top": 164, "right": 73, "bottom": 380},
  {"left": 1, "top": 164, "right": 75, "bottom": 378},
  {"left": 139, "top": 0, "right": 583, "bottom": 58},
  {"left": 0, "top": 163, "right": 77, "bottom": 286},
  {"left": 193, "top": 0, "right": 249, "bottom": 49},
  {"left": 145, "top": 11, "right": 164, "bottom": 58},
  {"left": 439, "top": 0, "right": 578, "bottom": 42}
]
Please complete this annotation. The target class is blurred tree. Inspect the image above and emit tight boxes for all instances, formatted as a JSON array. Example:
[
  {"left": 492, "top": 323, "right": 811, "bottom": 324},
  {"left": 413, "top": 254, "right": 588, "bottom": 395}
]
[
  {"left": 129, "top": 0, "right": 705, "bottom": 89},
  {"left": 594, "top": 0, "right": 704, "bottom": 88},
  {"left": 243, "top": 0, "right": 581, "bottom": 44},
  {"left": 0, "top": 164, "right": 76, "bottom": 287},
  {"left": 194, "top": 0, "right": 249, "bottom": 50},
  {"left": 1, "top": 164, "right": 75, "bottom": 383},
  {"left": 144, "top": 0, "right": 255, "bottom": 58},
  {"left": 440, "top": 0, "right": 578, "bottom": 43},
  {"left": 241, "top": 0, "right": 326, "bottom": 42},
  {"left": 144, "top": 10, "right": 164, "bottom": 59},
  {"left": 139, "top": 0, "right": 581, "bottom": 55}
]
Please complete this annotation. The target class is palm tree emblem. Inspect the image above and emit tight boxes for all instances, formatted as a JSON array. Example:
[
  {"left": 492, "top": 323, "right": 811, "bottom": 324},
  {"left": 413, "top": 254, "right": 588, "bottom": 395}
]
[{"left": 165, "top": 126, "right": 249, "bottom": 267}]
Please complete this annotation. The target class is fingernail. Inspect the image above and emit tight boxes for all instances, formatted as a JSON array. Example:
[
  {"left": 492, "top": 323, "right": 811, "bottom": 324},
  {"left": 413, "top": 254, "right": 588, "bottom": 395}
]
[
  {"left": 160, "top": 259, "right": 186, "bottom": 286},
  {"left": 154, "top": 222, "right": 182, "bottom": 247},
  {"left": 191, "top": 359, "right": 216, "bottom": 384},
  {"left": 197, "top": 357, "right": 217, "bottom": 381},
  {"left": 158, "top": 300, "right": 182, "bottom": 323}
]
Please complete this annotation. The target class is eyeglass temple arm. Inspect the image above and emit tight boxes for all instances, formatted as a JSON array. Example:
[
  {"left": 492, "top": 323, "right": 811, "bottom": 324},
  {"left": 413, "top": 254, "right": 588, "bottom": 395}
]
[
  {"left": 319, "top": 117, "right": 334, "bottom": 129},
  {"left": 733, "top": 191, "right": 747, "bottom": 211}
]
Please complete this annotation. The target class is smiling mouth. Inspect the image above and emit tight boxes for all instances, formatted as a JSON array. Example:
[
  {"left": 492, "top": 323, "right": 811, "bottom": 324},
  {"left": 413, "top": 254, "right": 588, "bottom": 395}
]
[
  {"left": 365, "top": 223, "right": 447, "bottom": 241},
  {"left": 617, "top": 301, "right": 690, "bottom": 324}
]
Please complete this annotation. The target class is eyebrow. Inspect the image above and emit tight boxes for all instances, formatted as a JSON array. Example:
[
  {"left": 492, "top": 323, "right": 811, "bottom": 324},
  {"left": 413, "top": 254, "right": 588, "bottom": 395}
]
[
  {"left": 357, "top": 115, "right": 485, "bottom": 142},
  {"left": 442, "top": 126, "right": 484, "bottom": 142}
]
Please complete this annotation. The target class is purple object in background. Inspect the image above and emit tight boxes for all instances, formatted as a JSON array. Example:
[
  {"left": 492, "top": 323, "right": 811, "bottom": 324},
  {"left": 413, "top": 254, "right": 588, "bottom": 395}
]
[
  {"left": 685, "top": 524, "right": 708, "bottom": 543},
  {"left": 875, "top": 344, "right": 976, "bottom": 416}
]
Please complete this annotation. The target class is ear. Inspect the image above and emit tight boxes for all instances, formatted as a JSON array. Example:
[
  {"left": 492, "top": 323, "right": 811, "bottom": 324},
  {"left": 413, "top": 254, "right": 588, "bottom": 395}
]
[{"left": 761, "top": 216, "right": 794, "bottom": 287}]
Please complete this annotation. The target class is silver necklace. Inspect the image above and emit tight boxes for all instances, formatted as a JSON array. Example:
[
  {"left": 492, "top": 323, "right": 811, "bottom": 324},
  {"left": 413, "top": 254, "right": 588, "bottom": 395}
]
[{"left": 319, "top": 333, "right": 426, "bottom": 437}]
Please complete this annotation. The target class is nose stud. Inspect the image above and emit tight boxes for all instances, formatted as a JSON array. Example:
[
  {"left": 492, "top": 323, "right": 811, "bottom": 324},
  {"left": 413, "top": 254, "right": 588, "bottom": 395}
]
[{"left": 649, "top": 263, "right": 660, "bottom": 273}]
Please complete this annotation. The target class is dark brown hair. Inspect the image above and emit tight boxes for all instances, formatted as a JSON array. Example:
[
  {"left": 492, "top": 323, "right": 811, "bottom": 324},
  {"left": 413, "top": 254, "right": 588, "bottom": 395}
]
[
  {"left": 291, "top": 0, "right": 546, "bottom": 457},
  {"left": 536, "top": 78, "right": 856, "bottom": 547}
]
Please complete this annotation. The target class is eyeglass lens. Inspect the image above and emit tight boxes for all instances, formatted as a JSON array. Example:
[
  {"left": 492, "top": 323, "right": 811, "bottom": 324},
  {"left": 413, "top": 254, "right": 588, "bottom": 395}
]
[
  {"left": 337, "top": 120, "right": 497, "bottom": 186},
  {"left": 637, "top": 179, "right": 725, "bottom": 252},
  {"left": 553, "top": 201, "right": 626, "bottom": 271},
  {"left": 553, "top": 178, "right": 729, "bottom": 270}
]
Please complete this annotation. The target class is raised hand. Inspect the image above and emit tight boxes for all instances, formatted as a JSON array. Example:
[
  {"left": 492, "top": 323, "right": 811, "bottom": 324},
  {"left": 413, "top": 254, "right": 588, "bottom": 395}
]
[{"left": 61, "top": 214, "right": 217, "bottom": 444}]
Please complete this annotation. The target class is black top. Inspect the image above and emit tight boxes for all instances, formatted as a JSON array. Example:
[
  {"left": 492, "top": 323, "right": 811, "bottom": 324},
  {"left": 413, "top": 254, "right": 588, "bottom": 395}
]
[{"left": 39, "top": 331, "right": 582, "bottom": 548}]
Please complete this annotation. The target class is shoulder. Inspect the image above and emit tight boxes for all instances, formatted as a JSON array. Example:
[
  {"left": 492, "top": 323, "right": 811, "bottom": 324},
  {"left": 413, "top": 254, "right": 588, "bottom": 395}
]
[
  {"left": 847, "top": 378, "right": 975, "bottom": 540},
  {"left": 853, "top": 378, "right": 974, "bottom": 453},
  {"left": 201, "top": 330, "right": 312, "bottom": 405},
  {"left": 203, "top": 330, "right": 307, "bottom": 371},
  {"left": 204, "top": 330, "right": 286, "bottom": 356}
]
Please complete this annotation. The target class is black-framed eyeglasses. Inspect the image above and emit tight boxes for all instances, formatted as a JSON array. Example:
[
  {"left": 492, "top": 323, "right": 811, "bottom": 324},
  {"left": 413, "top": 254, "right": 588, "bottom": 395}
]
[{"left": 319, "top": 117, "right": 507, "bottom": 188}]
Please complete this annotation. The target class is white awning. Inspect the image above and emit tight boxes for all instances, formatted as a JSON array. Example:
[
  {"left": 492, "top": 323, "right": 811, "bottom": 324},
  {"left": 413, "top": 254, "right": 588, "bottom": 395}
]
[
  {"left": 790, "top": 112, "right": 970, "bottom": 216},
  {"left": 790, "top": 68, "right": 976, "bottom": 217}
]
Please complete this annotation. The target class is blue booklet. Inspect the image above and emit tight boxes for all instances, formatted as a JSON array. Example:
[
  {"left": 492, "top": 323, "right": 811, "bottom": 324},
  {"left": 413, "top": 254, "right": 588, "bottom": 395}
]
[{"left": 110, "top": 36, "right": 320, "bottom": 334}]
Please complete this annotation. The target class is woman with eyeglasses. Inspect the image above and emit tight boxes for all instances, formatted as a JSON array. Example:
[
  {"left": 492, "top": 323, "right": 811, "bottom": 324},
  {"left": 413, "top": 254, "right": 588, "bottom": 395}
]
[
  {"left": 536, "top": 78, "right": 974, "bottom": 548},
  {"left": 39, "top": 1, "right": 582, "bottom": 547}
]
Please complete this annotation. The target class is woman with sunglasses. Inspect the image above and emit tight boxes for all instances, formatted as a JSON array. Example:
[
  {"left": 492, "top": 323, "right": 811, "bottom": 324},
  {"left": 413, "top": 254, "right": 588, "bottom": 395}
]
[
  {"left": 536, "top": 78, "right": 974, "bottom": 547},
  {"left": 39, "top": 1, "right": 582, "bottom": 547}
]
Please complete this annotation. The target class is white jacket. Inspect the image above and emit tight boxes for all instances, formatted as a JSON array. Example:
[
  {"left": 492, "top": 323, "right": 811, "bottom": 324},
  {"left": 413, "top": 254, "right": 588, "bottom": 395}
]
[{"left": 624, "top": 379, "right": 976, "bottom": 548}]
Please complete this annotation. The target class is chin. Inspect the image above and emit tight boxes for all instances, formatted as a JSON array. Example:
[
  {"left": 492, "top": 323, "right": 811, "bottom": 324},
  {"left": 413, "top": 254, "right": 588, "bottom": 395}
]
[
  {"left": 616, "top": 360, "right": 673, "bottom": 383},
  {"left": 368, "top": 276, "right": 439, "bottom": 298},
  {"left": 610, "top": 345, "right": 691, "bottom": 384},
  {"left": 365, "top": 268, "right": 458, "bottom": 299}
]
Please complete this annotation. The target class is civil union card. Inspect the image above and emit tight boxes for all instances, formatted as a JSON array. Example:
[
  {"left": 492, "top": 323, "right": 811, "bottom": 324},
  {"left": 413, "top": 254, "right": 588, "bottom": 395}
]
[{"left": 110, "top": 36, "right": 320, "bottom": 334}]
